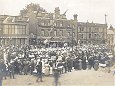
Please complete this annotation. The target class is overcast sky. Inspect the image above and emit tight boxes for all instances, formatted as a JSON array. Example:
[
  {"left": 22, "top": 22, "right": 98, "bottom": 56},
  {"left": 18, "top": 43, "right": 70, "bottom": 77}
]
[{"left": 0, "top": 0, "right": 115, "bottom": 27}]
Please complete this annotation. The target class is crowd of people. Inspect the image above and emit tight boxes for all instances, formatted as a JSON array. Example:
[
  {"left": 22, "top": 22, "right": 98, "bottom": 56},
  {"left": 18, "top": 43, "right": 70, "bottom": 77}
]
[{"left": 0, "top": 44, "right": 114, "bottom": 86}]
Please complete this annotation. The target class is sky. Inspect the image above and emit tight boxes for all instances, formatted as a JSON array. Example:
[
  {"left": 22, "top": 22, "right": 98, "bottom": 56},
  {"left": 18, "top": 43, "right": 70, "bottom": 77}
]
[{"left": 0, "top": 0, "right": 115, "bottom": 27}]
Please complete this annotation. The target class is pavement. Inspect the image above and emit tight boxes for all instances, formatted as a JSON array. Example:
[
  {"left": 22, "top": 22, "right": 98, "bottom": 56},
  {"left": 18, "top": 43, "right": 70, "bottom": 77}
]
[{"left": 2, "top": 69, "right": 114, "bottom": 86}]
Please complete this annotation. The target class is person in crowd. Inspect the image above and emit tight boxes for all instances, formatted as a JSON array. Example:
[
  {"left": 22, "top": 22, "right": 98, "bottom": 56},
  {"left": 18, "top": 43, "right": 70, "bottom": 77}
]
[
  {"left": 78, "top": 58, "right": 82, "bottom": 70},
  {"left": 18, "top": 61, "right": 23, "bottom": 75},
  {"left": 57, "top": 60, "right": 63, "bottom": 74},
  {"left": 23, "top": 61, "right": 29, "bottom": 75},
  {"left": 13, "top": 60, "right": 20, "bottom": 74},
  {"left": 73, "top": 57, "right": 79, "bottom": 70},
  {"left": 36, "top": 61, "right": 43, "bottom": 82},
  {"left": 88, "top": 55, "right": 94, "bottom": 70},
  {"left": 105, "top": 55, "right": 111, "bottom": 73},
  {"left": 2, "top": 62, "right": 7, "bottom": 80},
  {"left": 29, "top": 60, "right": 35, "bottom": 75},
  {"left": 0, "top": 44, "right": 113, "bottom": 86},
  {"left": 93, "top": 56, "right": 99, "bottom": 71},
  {"left": 8, "top": 62, "right": 15, "bottom": 79},
  {"left": 49, "top": 60, "right": 53, "bottom": 68},
  {"left": 0, "top": 59, "right": 4, "bottom": 86},
  {"left": 49, "top": 60, "right": 53, "bottom": 75},
  {"left": 53, "top": 68, "right": 60, "bottom": 86},
  {"left": 67, "top": 58, "right": 73, "bottom": 72},
  {"left": 99, "top": 54, "right": 106, "bottom": 64},
  {"left": 63, "top": 60, "right": 68, "bottom": 73},
  {"left": 44, "top": 62, "right": 50, "bottom": 76},
  {"left": 82, "top": 56, "right": 87, "bottom": 70}
]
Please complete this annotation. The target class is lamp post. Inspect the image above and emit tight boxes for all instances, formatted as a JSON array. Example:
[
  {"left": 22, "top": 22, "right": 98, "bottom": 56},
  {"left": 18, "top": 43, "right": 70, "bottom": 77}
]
[
  {"left": 71, "top": 27, "right": 74, "bottom": 55},
  {"left": 10, "top": 38, "right": 12, "bottom": 45},
  {"left": 49, "top": 14, "right": 56, "bottom": 48},
  {"left": 68, "top": 27, "right": 74, "bottom": 57}
]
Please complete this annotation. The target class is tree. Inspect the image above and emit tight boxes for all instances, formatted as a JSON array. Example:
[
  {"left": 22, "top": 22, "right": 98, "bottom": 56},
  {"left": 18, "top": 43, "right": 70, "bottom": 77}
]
[{"left": 20, "top": 3, "right": 46, "bottom": 16}]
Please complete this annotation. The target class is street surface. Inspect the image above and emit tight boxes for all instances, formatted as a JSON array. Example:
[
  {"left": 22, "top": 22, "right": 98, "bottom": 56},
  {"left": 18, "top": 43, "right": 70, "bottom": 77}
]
[{"left": 2, "top": 69, "right": 114, "bottom": 86}]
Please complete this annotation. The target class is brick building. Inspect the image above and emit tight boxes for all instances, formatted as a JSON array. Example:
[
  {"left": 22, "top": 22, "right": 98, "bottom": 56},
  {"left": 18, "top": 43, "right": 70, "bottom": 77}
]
[
  {"left": 0, "top": 15, "right": 29, "bottom": 46},
  {"left": 0, "top": 3, "right": 108, "bottom": 46},
  {"left": 36, "top": 7, "right": 77, "bottom": 47},
  {"left": 77, "top": 22, "right": 107, "bottom": 45},
  {"left": 107, "top": 25, "right": 115, "bottom": 54},
  {"left": 20, "top": 4, "right": 77, "bottom": 46}
]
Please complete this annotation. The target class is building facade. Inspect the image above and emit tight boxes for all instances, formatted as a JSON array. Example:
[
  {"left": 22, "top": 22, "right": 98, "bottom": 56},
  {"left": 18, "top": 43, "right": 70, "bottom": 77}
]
[
  {"left": 20, "top": 4, "right": 77, "bottom": 46},
  {"left": 107, "top": 25, "right": 115, "bottom": 54},
  {"left": 0, "top": 15, "right": 29, "bottom": 46},
  {"left": 0, "top": 3, "right": 108, "bottom": 46},
  {"left": 36, "top": 7, "right": 77, "bottom": 47},
  {"left": 77, "top": 22, "right": 107, "bottom": 45}
]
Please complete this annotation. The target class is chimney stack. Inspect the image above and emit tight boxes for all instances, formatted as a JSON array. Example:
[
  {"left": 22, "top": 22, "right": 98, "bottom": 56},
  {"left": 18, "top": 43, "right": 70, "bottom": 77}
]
[
  {"left": 73, "top": 14, "right": 78, "bottom": 21},
  {"left": 54, "top": 7, "right": 60, "bottom": 15}
]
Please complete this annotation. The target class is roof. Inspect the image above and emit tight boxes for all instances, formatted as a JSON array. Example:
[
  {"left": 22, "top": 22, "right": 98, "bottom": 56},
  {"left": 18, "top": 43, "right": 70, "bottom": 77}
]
[
  {"left": 77, "top": 22, "right": 107, "bottom": 27},
  {"left": 37, "top": 12, "right": 67, "bottom": 20},
  {"left": 0, "top": 15, "right": 8, "bottom": 21},
  {"left": 107, "top": 29, "right": 115, "bottom": 35},
  {"left": 2, "top": 16, "right": 29, "bottom": 24}
]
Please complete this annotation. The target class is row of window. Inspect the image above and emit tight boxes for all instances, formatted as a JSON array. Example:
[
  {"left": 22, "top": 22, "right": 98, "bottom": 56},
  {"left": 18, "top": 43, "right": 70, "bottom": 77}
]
[
  {"left": 80, "top": 40, "right": 101, "bottom": 44},
  {"left": 41, "top": 29, "right": 63, "bottom": 36},
  {"left": 78, "top": 27, "right": 103, "bottom": 32},
  {"left": 41, "top": 29, "right": 75, "bottom": 37},
  {"left": 39, "top": 20, "right": 74, "bottom": 27},
  {"left": 3, "top": 25, "right": 27, "bottom": 35},
  {"left": 79, "top": 33, "right": 102, "bottom": 39},
  {"left": 0, "top": 38, "right": 25, "bottom": 45},
  {"left": 5, "top": 25, "right": 26, "bottom": 29},
  {"left": 4, "top": 28, "right": 26, "bottom": 35}
]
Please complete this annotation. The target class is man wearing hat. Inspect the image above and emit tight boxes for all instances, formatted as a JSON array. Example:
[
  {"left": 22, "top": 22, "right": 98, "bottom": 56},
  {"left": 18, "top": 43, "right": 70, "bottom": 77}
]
[
  {"left": 36, "top": 61, "right": 43, "bottom": 82},
  {"left": 8, "top": 62, "right": 15, "bottom": 79},
  {"left": 53, "top": 68, "right": 60, "bottom": 86}
]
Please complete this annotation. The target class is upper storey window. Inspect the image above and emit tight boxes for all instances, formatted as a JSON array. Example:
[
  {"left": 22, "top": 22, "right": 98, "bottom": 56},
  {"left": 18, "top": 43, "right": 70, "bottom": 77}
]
[
  {"left": 95, "top": 28, "right": 99, "bottom": 32},
  {"left": 41, "top": 29, "right": 45, "bottom": 36},
  {"left": 79, "top": 27, "right": 84, "bottom": 32}
]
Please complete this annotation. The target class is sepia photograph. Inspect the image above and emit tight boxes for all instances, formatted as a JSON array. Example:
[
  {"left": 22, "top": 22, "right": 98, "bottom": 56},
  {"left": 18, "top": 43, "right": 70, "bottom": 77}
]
[{"left": 0, "top": 0, "right": 115, "bottom": 86}]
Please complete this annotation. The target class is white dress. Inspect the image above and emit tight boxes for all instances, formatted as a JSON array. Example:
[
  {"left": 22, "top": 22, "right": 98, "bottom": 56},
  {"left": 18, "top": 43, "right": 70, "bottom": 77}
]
[
  {"left": 50, "top": 67, "right": 53, "bottom": 75},
  {"left": 44, "top": 64, "right": 50, "bottom": 76}
]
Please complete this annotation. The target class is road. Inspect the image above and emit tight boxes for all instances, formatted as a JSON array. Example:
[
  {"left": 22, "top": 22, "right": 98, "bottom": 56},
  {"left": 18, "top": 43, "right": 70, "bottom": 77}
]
[{"left": 2, "top": 69, "right": 114, "bottom": 86}]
